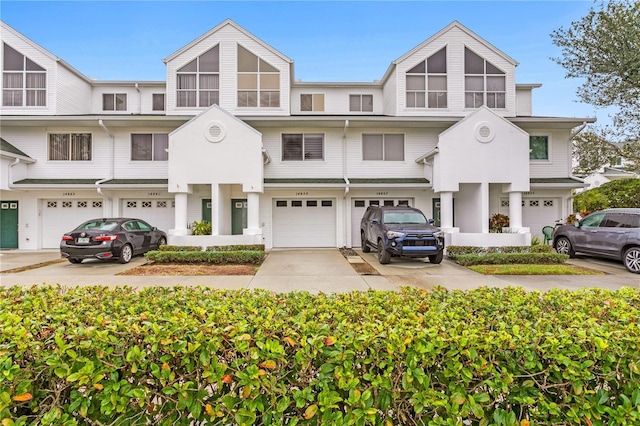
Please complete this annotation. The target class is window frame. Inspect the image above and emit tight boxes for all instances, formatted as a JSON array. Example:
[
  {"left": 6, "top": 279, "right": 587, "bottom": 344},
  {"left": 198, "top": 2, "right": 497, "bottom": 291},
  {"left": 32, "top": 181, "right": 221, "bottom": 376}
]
[
  {"left": 47, "top": 133, "right": 92, "bottom": 162},
  {"left": 362, "top": 133, "right": 405, "bottom": 161},
  {"left": 2, "top": 43, "right": 46, "bottom": 107},
  {"left": 300, "top": 93, "right": 325, "bottom": 112},
  {"left": 529, "top": 135, "right": 550, "bottom": 162},
  {"left": 281, "top": 133, "right": 325, "bottom": 161},
  {"left": 237, "top": 44, "right": 280, "bottom": 108},
  {"left": 405, "top": 47, "right": 448, "bottom": 109},
  {"left": 176, "top": 45, "right": 220, "bottom": 108},
  {"left": 464, "top": 47, "right": 506, "bottom": 109},
  {"left": 102, "top": 93, "right": 127, "bottom": 111},
  {"left": 152, "top": 93, "right": 165, "bottom": 111},
  {"left": 130, "top": 133, "right": 169, "bottom": 161},
  {"left": 349, "top": 94, "right": 373, "bottom": 112}
]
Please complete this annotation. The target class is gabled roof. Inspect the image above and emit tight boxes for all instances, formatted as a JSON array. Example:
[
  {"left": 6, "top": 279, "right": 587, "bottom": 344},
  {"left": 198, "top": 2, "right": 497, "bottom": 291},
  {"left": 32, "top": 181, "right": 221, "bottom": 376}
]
[
  {"left": 1, "top": 20, "right": 92, "bottom": 84},
  {"left": 163, "top": 18, "right": 292, "bottom": 64},
  {"left": 0, "top": 137, "right": 35, "bottom": 162},
  {"left": 381, "top": 21, "right": 519, "bottom": 84}
]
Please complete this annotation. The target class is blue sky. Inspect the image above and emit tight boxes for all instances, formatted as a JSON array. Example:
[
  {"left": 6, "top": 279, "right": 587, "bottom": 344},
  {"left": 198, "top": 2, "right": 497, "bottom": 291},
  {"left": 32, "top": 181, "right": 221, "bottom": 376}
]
[{"left": 1, "top": 0, "right": 614, "bottom": 125}]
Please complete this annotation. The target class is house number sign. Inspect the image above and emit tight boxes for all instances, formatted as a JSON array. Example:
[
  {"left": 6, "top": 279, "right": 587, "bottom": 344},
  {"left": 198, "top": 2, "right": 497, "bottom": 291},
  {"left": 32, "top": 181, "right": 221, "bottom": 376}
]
[
  {"left": 295, "top": 192, "right": 309, "bottom": 196},
  {"left": 62, "top": 192, "right": 75, "bottom": 196},
  {"left": 376, "top": 192, "right": 388, "bottom": 196},
  {"left": 148, "top": 192, "right": 160, "bottom": 196}
]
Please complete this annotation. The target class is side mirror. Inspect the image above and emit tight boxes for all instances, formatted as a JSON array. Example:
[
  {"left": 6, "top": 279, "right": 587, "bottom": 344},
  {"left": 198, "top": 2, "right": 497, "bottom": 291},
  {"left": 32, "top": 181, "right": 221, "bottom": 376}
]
[
  {"left": 574, "top": 222, "right": 580, "bottom": 228},
  {"left": 152, "top": 226, "right": 157, "bottom": 231},
  {"left": 428, "top": 218, "right": 435, "bottom": 224},
  {"left": 371, "top": 218, "right": 380, "bottom": 224}
]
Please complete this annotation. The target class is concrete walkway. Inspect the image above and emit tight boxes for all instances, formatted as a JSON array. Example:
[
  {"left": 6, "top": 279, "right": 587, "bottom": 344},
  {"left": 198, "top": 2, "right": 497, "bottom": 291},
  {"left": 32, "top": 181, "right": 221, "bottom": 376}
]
[{"left": 1, "top": 248, "right": 637, "bottom": 292}]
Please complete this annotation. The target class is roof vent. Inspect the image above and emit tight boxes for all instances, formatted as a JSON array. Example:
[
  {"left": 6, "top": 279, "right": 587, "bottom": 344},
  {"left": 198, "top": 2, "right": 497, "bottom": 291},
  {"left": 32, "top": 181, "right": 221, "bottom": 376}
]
[
  {"left": 475, "top": 121, "right": 495, "bottom": 143},
  {"left": 204, "top": 121, "right": 226, "bottom": 143}
]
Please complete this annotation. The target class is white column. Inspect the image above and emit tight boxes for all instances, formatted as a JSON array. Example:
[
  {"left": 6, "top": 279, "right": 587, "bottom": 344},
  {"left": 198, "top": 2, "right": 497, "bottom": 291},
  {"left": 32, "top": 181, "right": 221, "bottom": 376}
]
[
  {"left": 173, "top": 193, "right": 189, "bottom": 236},
  {"left": 509, "top": 192, "right": 523, "bottom": 228},
  {"left": 440, "top": 192, "right": 454, "bottom": 229},
  {"left": 244, "top": 192, "right": 261, "bottom": 235},
  {"left": 480, "top": 182, "right": 490, "bottom": 233}
]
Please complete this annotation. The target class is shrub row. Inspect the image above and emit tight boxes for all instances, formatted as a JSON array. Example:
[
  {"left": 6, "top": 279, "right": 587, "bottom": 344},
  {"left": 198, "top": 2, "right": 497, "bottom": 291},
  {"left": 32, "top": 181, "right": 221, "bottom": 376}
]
[
  {"left": 145, "top": 250, "right": 264, "bottom": 265},
  {"left": 1, "top": 286, "right": 639, "bottom": 425},
  {"left": 158, "top": 244, "right": 266, "bottom": 252},
  {"left": 447, "top": 245, "right": 551, "bottom": 260},
  {"left": 456, "top": 252, "right": 569, "bottom": 266}
]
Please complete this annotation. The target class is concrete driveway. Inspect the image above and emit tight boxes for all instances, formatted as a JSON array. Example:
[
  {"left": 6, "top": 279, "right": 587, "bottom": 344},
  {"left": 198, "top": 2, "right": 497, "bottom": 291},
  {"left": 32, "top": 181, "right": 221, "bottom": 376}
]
[{"left": 1, "top": 248, "right": 637, "bottom": 292}]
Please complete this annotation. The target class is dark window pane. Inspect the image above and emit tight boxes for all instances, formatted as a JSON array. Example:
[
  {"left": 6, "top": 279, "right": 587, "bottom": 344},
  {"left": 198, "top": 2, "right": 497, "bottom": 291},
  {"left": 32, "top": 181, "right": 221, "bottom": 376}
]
[
  {"left": 199, "top": 45, "right": 219, "bottom": 72},
  {"left": 304, "top": 134, "right": 323, "bottom": 160},
  {"left": 276, "top": 200, "right": 287, "bottom": 207},
  {"left": 306, "top": 200, "right": 318, "bottom": 207},
  {"left": 407, "top": 61, "right": 425, "bottom": 73},
  {"left": 354, "top": 200, "right": 365, "bottom": 207},
  {"left": 3, "top": 43, "right": 23, "bottom": 70},
  {"left": 132, "top": 134, "right": 153, "bottom": 161},
  {"left": 464, "top": 48, "right": 484, "bottom": 74},
  {"left": 427, "top": 47, "right": 447, "bottom": 73},
  {"left": 103, "top": 94, "right": 114, "bottom": 110},
  {"left": 292, "top": 200, "right": 302, "bottom": 207},
  {"left": 321, "top": 200, "right": 332, "bottom": 207},
  {"left": 282, "top": 134, "right": 303, "bottom": 161},
  {"left": 152, "top": 94, "right": 165, "bottom": 111},
  {"left": 529, "top": 136, "right": 549, "bottom": 160}
]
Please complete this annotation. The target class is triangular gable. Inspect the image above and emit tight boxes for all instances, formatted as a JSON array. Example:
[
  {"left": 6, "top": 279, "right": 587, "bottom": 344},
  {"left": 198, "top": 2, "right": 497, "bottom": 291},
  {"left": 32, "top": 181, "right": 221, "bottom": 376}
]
[
  {"left": 163, "top": 19, "right": 292, "bottom": 65},
  {"left": 439, "top": 105, "right": 527, "bottom": 140}
]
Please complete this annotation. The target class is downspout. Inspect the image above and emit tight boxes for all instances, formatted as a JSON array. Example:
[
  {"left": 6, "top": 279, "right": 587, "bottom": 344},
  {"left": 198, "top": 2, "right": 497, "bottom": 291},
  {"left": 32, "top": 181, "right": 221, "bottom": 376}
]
[
  {"left": 8, "top": 158, "right": 21, "bottom": 189},
  {"left": 98, "top": 119, "right": 115, "bottom": 216},
  {"left": 135, "top": 83, "right": 141, "bottom": 115},
  {"left": 342, "top": 120, "right": 350, "bottom": 247}
]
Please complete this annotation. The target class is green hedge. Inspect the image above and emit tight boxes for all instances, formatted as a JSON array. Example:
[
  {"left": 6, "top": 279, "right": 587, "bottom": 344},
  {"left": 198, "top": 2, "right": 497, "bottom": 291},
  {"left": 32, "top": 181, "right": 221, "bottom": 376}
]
[
  {"left": 207, "top": 244, "right": 265, "bottom": 252},
  {"left": 1, "top": 286, "right": 639, "bottom": 425},
  {"left": 456, "top": 252, "right": 569, "bottom": 266},
  {"left": 447, "top": 245, "right": 551, "bottom": 261},
  {"left": 157, "top": 245, "right": 203, "bottom": 252},
  {"left": 145, "top": 250, "right": 264, "bottom": 265}
]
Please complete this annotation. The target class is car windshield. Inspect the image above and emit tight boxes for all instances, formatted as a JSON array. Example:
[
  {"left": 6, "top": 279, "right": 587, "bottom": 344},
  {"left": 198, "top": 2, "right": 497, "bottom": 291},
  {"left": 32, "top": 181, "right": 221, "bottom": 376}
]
[
  {"left": 383, "top": 212, "right": 427, "bottom": 225},
  {"left": 78, "top": 221, "right": 119, "bottom": 231}
]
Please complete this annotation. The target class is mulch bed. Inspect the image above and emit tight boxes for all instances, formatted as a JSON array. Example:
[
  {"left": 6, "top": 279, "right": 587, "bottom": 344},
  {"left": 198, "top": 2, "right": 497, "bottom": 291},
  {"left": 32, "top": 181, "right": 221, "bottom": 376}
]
[{"left": 118, "top": 264, "right": 259, "bottom": 276}]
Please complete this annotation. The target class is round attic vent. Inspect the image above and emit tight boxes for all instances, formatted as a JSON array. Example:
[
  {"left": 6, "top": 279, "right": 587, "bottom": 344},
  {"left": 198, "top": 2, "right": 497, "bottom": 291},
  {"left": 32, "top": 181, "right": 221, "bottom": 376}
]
[
  {"left": 475, "top": 121, "right": 495, "bottom": 143},
  {"left": 204, "top": 121, "right": 226, "bottom": 143}
]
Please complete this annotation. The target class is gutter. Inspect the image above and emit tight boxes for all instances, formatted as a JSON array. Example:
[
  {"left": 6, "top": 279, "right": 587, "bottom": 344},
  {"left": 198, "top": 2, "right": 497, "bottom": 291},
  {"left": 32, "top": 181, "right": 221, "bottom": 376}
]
[
  {"left": 97, "top": 120, "right": 115, "bottom": 215},
  {"left": 262, "top": 148, "right": 271, "bottom": 164},
  {"left": 135, "top": 83, "right": 142, "bottom": 115},
  {"left": 415, "top": 147, "right": 439, "bottom": 163},
  {"left": 569, "top": 122, "right": 588, "bottom": 140},
  {"left": 343, "top": 120, "right": 350, "bottom": 247}
]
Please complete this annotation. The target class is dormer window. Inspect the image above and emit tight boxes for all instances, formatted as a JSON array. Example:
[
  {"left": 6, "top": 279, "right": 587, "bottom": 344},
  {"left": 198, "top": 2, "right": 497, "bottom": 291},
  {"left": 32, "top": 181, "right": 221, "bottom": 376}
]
[
  {"left": 406, "top": 47, "right": 447, "bottom": 109},
  {"left": 464, "top": 47, "right": 505, "bottom": 109},
  {"left": 2, "top": 43, "right": 46, "bottom": 107},
  {"left": 237, "top": 45, "right": 280, "bottom": 108},
  {"left": 177, "top": 45, "right": 219, "bottom": 108}
]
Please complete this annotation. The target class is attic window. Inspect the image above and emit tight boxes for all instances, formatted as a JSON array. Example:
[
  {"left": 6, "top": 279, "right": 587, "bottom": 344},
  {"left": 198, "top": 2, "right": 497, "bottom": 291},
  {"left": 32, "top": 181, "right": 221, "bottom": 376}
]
[
  {"left": 237, "top": 45, "right": 280, "bottom": 108},
  {"left": 406, "top": 47, "right": 447, "bottom": 109},
  {"left": 177, "top": 45, "right": 219, "bottom": 108},
  {"left": 464, "top": 47, "right": 505, "bottom": 109},
  {"left": 2, "top": 43, "right": 46, "bottom": 107}
]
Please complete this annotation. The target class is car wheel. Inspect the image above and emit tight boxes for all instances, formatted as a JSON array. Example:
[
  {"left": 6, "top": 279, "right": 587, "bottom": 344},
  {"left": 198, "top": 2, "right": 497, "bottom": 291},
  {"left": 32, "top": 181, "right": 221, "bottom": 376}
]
[
  {"left": 623, "top": 247, "right": 640, "bottom": 274},
  {"left": 377, "top": 239, "right": 391, "bottom": 264},
  {"left": 157, "top": 237, "right": 167, "bottom": 248},
  {"left": 119, "top": 244, "right": 133, "bottom": 264},
  {"left": 429, "top": 252, "right": 443, "bottom": 264},
  {"left": 361, "top": 232, "right": 371, "bottom": 253},
  {"left": 554, "top": 237, "right": 575, "bottom": 258},
  {"left": 68, "top": 258, "right": 82, "bottom": 264}
]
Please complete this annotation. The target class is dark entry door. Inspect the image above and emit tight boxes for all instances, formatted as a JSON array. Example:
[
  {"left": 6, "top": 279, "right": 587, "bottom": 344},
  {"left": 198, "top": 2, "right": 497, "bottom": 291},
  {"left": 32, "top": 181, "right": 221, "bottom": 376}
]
[
  {"left": 232, "top": 199, "right": 247, "bottom": 235},
  {"left": 0, "top": 201, "right": 19, "bottom": 249},
  {"left": 432, "top": 198, "right": 454, "bottom": 227},
  {"left": 202, "top": 199, "right": 212, "bottom": 223}
]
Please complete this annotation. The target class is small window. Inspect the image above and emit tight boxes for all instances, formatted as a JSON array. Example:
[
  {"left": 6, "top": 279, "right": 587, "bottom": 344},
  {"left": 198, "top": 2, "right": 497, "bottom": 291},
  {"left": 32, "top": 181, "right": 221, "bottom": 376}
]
[
  {"left": 530, "top": 136, "right": 549, "bottom": 160},
  {"left": 77, "top": 201, "right": 87, "bottom": 208},
  {"left": 282, "top": 133, "right": 324, "bottom": 161},
  {"left": 362, "top": 134, "right": 404, "bottom": 161},
  {"left": 306, "top": 200, "right": 318, "bottom": 207},
  {"left": 47, "top": 201, "right": 57, "bottom": 208},
  {"left": 126, "top": 201, "right": 137, "bottom": 208},
  {"left": 103, "top": 93, "right": 127, "bottom": 111},
  {"left": 384, "top": 200, "right": 394, "bottom": 206},
  {"left": 321, "top": 200, "right": 332, "bottom": 207},
  {"left": 142, "top": 201, "right": 152, "bottom": 208},
  {"left": 398, "top": 200, "right": 409, "bottom": 206},
  {"left": 369, "top": 200, "right": 379, "bottom": 206},
  {"left": 292, "top": 200, "right": 303, "bottom": 207},
  {"left": 48, "top": 133, "right": 92, "bottom": 161},
  {"left": 62, "top": 201, "right": 72, "bottom": 208},
  {"left": 276, "top": 200, "right": 287, "bottom": 207},
  {"left": 131, "top": 134, "right": 169, "bottom": 161},
  {"left": 92, "top": 201, "right": 102, "bottom": 208},
  {"left": 157, "top": 201, "right": 167, "bottom": 208},
  {"left": 152, "top": 94, "right": 165, "bottom": 111},
  {"left": 300, "top": 94, "right": 324, "bottom": 112},
  {"left": 349, "top": 94, "right": 373, "bottom": 112},
  {"left": 354, "top": 200, "right": 365, "bottom": 208}
]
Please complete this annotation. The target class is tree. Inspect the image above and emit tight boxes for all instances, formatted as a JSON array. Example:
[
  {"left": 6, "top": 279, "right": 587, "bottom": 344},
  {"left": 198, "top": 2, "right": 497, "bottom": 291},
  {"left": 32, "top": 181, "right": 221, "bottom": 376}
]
[{"left": 551, "top": 0, "right": 640, "bottom": 173}]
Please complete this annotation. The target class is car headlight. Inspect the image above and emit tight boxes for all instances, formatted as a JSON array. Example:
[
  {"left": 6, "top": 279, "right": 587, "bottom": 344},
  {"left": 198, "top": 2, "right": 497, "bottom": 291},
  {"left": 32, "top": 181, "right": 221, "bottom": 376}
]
[
  {"left": 386, "top": 230, "right": 405, "bottom": 239},
  {"left": 433, "top": 230, "right": 444, "bottom": 238}
]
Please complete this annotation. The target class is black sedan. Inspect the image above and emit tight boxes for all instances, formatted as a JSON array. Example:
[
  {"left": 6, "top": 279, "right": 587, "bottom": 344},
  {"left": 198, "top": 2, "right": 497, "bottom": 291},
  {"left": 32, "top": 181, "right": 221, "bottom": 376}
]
[{"left": 60, "top": 218, "right": 167, "bottom": 264}]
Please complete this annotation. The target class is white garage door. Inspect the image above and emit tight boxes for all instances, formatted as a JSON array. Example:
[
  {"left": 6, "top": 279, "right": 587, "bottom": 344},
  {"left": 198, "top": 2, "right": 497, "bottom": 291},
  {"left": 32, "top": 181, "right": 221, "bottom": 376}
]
[
  {"left": 122, "top": 199, "right": 175, "bottom": 234},
  {"left": 351, "top": 198, "right": 412, "bottom": 247},
  {"left": 521, "top": 197, "right": 562, "bottom": 239},
  {"left": 272, "top": 199, "right": 336, "bottom": 247},
  {"left": 42, "top": 199, "right": 103, "bottom": 248}
]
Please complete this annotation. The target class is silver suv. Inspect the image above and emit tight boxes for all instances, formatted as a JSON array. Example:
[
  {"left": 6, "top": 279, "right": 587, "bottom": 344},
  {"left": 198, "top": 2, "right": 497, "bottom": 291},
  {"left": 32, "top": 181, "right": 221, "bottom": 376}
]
[{"left": 553, "top": 208, "right": 640, "bottom": 273}]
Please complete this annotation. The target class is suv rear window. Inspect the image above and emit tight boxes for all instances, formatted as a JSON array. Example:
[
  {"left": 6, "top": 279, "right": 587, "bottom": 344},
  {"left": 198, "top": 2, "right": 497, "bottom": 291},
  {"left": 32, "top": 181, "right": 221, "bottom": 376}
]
[{"left": 602, "top": 213, "right": 640, "bottom": 228}]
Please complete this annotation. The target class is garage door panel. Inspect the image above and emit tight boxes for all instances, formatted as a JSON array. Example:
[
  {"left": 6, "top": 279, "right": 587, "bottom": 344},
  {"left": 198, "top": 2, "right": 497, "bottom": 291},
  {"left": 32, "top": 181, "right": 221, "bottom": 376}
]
[
  {"left": 273, "top": 199, "right": 336, "bottom": 248},
  {"left": 521, "top": 198, "right": 562, "bottom": 239},
  {"left": 122, "top": 199, "right": 175, "bottom": 234},
  {"left": 42, "top": 199, "right": 103, "bottom": 248}
]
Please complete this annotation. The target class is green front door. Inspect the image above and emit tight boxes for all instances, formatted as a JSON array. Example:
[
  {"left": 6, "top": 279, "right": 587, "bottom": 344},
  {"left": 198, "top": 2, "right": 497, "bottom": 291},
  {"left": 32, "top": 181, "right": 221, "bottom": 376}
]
[
  {"left": 0, "top": 201, "right": 19, "bottom": 249},
  {"left": 202, "top": 199, "right": 212, "bottom": 223},
  {"left": 232, "top": 199, "right": 247, "bottom": 235}
]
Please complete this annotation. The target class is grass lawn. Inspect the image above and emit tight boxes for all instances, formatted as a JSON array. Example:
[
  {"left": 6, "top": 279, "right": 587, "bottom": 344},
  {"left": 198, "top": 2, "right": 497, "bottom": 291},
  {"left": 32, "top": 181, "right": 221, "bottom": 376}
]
[{"left": 468, "top": 264, "right": 605, "bottom": 275}]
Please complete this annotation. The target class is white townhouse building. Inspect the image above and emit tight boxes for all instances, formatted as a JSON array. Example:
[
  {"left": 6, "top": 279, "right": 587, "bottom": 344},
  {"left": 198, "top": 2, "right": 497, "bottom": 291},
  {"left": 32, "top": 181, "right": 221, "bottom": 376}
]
[{"left": 0, "top": 19, "right": 592, "bottom": 250}]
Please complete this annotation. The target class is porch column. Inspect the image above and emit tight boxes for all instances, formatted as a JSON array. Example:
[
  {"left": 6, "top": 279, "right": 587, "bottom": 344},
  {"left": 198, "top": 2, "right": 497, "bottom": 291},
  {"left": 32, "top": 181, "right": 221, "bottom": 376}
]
[
  {"left": 508, "top": 192, "right": 523, "bottom": 228},
  {"left": 440, "top": 191, "right": 454, "bottom": 229},
  {"left": 173, "top": 193, "right": 189, "bottom": 236},
  {"left": 244, "top": 192, "right": 261, "bottom": 235}
]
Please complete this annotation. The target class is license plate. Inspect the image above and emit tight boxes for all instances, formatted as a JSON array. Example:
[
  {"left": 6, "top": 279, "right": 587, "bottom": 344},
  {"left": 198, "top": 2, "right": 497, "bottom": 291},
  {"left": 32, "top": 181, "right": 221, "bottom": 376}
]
[{"left": 77, "top": 237, "right": 90, "bottom": 244}]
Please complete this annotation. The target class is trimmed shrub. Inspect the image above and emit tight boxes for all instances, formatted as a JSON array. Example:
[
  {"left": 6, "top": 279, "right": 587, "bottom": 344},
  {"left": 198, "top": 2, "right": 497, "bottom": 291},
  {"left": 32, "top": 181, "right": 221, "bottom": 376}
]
[
  {"left": 145, "top": 250, "right": 264, "bottom": 265},
  {"left": 207, "top": 244, "right": 266, "bottom": 252},
  {"left": 530, "top": 244, "right": 553, "bottom": 253},
  {"left": 157, "top": 245, "right": 203, "bottom": 252},
  {"left": 1, "top": 286, "right": 639, "bottom": 425},
  {"left": 456, "top": 252, "right": 569, "bottom": 266}
]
